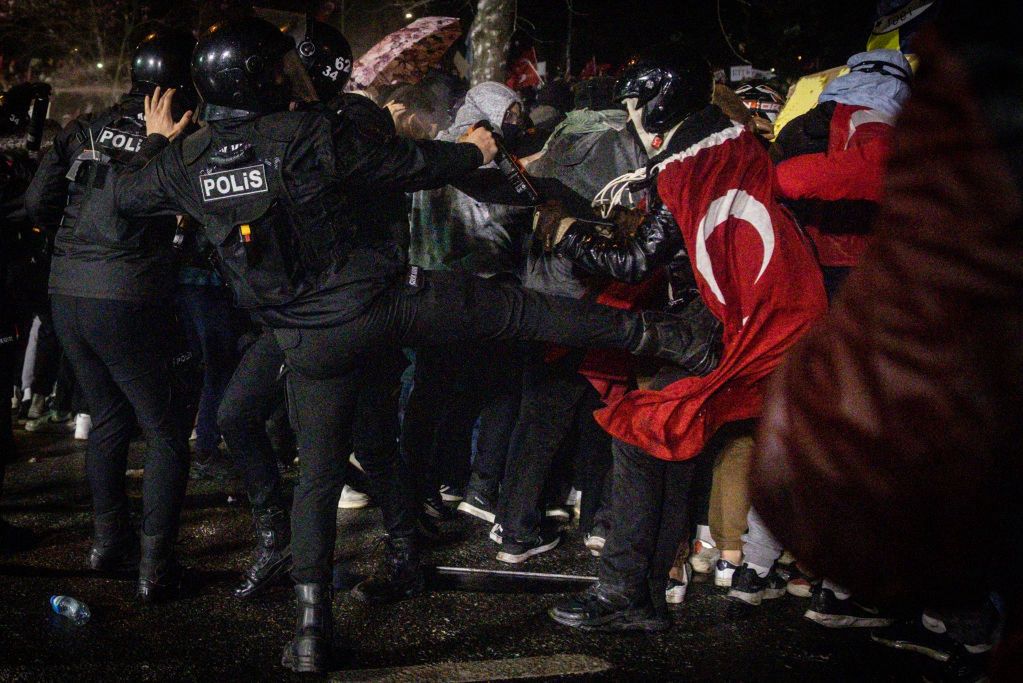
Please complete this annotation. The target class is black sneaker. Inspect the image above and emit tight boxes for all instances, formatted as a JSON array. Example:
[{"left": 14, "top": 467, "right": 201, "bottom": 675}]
[
  {"left": 804, "top": 585, "right": 894, "bottom": 628},
  {"left": 727, "top": 564, "right": 787, "bottom": 606},
  {"left": 439, "top": 484, "right": 463, "bottom": 503},
  {"left": 495, "top": 530, "right": 561, "bottom": 564},
  {"left": 457, "top": 489, "right": 496, "bottom": 523},
  {"left": 416, "top": 514, "right": 441, "bottom": 542},
  {"left": 549, "top": 584, "right": 670, "bottom": 633},
  {"left": 191, "top": 450, "right": 236, "bottom": 482},
  {"left": 871, "top": 620, "right": 958, "bottom": 662},
  {"left": 422, "top": 493, "right": 454, "bottom": 520}
]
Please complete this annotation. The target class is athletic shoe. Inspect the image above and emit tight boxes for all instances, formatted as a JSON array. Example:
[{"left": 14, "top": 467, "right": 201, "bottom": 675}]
[
  {"left": 690, "top": 539, "right": 720, "bottom": 574},
  {"left": 727, "top": 564, "right": 787, "bottom": 606},
  {"left": 804, "top": 585, "right": 894, "bottom": 628},
  {"left": 24, "top": 410, "right": 74, "bottom": 433},
  {"left": 714, "top": 558, "right": 740, "bottom": 587},
  {"left": 550, "top": 584, "right": 670, "bottom": 633},
  {"left": 439, "top": 484, "right": 463, "bottom": 503},
  {"left": 584, "top": 529, "right": 606, "bottom": 557},
  {"left": 26, "top": 394, "right": 46, "bottom": 421},
  {"left": 496, "top": 529, "right": 561, "bottom": 564},
  {"left": 348, "top": 452, "right": 364, "bottom": 472},
  {"left": 457, "top": 489, "right": 497, "bottom": 523},
  {"left": 774, "top": 562, "right": 815, "bottom": 598},
  {"left": 337, "top": 485, "right": 370, "bottom": 510},
  {"left": 422, "top": 493, "right": 453, "bottom": 520},
  {"left": 665, "top": 563, "right": 691, "bottom": 605},
  {"left": 488, "top": 523, "right": 503, "bottom": 544},
  {"left": 545, "top": 506, "right": 572, "bottom": 523},
  {"left": 74, "top": 414, "right": 92, "bottom": 441}
]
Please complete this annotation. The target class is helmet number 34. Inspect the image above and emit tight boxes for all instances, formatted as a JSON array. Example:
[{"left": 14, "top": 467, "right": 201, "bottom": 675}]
[{"left": 323, "top": 57, "right": 352, "bottom": 82}]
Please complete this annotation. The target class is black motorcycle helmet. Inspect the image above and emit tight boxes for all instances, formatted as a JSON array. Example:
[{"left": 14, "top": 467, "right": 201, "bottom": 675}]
[
  {"left": 291, "top": 17, "right": 353, "bottom": 102},
  {"left": 130, "top": 28, "right": 197, "bottom": 109},
  {"left": 613, "top": 46, "right": 713, "bottom": 134},
  {"left": 191, "top": 17, "right": 301, "bottom": 121}
]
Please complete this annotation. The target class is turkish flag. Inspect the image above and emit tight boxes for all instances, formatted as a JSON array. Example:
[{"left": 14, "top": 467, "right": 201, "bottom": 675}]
[
  {"left": 595, "top": 126, "right": 828, "bottom": 461},
  {"left": 507, "top": 47, "right": 542, "bottom": 90}
]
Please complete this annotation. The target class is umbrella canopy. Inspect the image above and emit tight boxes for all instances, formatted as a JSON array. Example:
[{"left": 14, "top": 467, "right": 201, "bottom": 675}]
[{"left": 348, "top": 17, "right": 462, "bottom": 92}]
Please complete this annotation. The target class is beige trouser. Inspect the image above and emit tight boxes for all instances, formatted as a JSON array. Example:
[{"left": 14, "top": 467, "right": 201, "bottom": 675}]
[{"left": 708, "top": 433, "right": 754, "bottom": 552}]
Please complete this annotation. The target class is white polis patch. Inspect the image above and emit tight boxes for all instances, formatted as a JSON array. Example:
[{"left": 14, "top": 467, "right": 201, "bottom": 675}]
[
  {"left": 200, "top": 164, "right": 269, "bottom": 203},
  {"left": 97, "top": 127, "right": 145, "bottom": 153}
]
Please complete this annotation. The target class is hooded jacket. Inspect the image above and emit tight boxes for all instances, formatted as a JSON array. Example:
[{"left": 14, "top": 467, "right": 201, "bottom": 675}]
[
  {"left": 409, "top": 82, "right": 531, "bottom": 278},
  {"left": 773, "top": 50, "right": 910, "bottom": 268}
]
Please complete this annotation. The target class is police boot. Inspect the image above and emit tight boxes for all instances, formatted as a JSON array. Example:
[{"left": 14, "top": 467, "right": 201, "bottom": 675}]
[
  {"left": 234, "top": 506, "right": 292, "bottom": 599},
  {"left": 351, "top": 535, "right": 425, "bottom": 604},
  {"left": 137, "top": 532, "right": 183, "bottom": 603},
  {"left": 281, "top": 583, "right": 334, "bottom": 674},
  {"left": 87, "top": 509, "right": 139, "bottom": 573},
  {"left": 631, "top": 309, "right": 723, "bottom": 376}
]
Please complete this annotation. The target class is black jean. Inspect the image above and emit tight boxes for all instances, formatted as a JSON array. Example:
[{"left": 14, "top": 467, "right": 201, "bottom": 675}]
[
  {"left": 275, "top": 271, "right": 645, "bottom": 584},
  {"left": 1, "top": 322, "right": 16, "bottom": 488},
  {"left": 51, "top": 295, "right": 191, "bottom": 538},
  {"left": 402, "top": 341, "right": 521, "bottom": 503},
  {"left": 217, "top": 329, "right": 287, "bottom": 511},
  {"left": 599, "top": 438, "right": 701, "bottom": 612},
  {"left": 499, "top": 347, "right": 609, "bottom": 542},
  {"left": 221, "top": 329, "right": 414, "bottom": 576}
]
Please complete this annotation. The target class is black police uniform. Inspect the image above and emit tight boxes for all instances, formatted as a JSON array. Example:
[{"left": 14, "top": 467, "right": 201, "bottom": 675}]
[
  {"left": 112, "top": 99, "right": 654, "bottom": 589},
  {"left": 24, "top": 94, "right": 191, "bottom": 559}
]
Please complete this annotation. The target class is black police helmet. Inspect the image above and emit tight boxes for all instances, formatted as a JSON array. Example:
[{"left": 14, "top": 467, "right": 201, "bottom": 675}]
[
  {"left": 131, "top": 28, "right": 197, "bottom": 102},
  {"left": 192, "top": 17, "right": 297, "bottom": 120},
  {"left": 293, "top": 17, "right": 353, "bottom": 102},
  {"left": 614, "top": 45, "right": 713, "bottom": 134}
]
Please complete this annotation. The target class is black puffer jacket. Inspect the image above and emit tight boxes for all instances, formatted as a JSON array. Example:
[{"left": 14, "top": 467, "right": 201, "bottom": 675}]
[{"left": 26, "top": 94, "right": 179, "bottom": 303}]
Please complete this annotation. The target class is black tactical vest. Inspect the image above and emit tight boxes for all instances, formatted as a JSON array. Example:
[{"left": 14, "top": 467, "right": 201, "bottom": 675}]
[{"left": 181, "top": 111, "right": 352, "bottom": 312}]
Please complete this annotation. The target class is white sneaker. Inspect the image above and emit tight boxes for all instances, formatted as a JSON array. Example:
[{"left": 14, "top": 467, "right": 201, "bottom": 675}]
[
  {"left": 666, "top": 563, "right": 692, "bottom": 605},
  {"left": 74, "top": 414, "right": 92, "bottom": 441},
  {"left": 348, "top": 452, "right": 364, "bottom": 473},
  {"left": 189, "top": 428, "right": 198, "bottom": 442},
  {"left": 584, "top": 532, "right": 606, "bottom": 557},
  {"left": 489, "top": 523, "right": 503, "bottom": 544},
  {"left": 714, "top": 559, "right": 741, "bottom": 588},
  {"left": 338, "top": 485, "right": 370, "bottom": 509},
  {"left": 690, "top": 539, "right": 721, "bottom": 574}
]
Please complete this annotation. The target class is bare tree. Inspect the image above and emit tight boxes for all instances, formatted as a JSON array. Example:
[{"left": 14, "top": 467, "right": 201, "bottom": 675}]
[{"left": 468, "top": 0, "right": 515, "bottom": 86}]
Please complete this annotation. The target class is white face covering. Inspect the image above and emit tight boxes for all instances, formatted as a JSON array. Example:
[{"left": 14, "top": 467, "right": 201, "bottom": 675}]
[{"left": 625, "top": 97, "right": 684, "bottom": 157}]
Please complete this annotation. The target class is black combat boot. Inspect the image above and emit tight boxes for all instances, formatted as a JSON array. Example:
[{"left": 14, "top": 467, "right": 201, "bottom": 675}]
[
  {"left": 351, "top": 535, "right": 425, "bottom": 604},
  {"left": 87, "top": 509, "right": 139, "bottom": 573},
  {"left": 234, "top": 506, "right": 292, "bottom": 599},
  {"left": 281, "top": 583, "right": 334, "bottom": 674},
  {"left": 632, "top": 308, "right": 723, "bottom": 375},
  {"left": 137, "top": 532, "right": 183, "bottom": 603}
]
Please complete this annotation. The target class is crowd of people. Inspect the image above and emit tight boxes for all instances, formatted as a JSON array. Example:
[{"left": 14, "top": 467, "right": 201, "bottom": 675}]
[{"left": 0, "top": 4, "right": 1019, "bottom": 680}]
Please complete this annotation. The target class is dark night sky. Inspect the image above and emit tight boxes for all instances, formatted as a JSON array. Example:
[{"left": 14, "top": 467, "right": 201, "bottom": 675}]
[{"left": 422, "top": 0, "right": 879, "bottom": 78}]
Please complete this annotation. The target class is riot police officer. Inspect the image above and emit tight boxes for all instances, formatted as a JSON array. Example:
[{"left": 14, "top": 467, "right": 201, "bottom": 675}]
[
  {"left": 24, "top": 28, "right": 198, "bottom": 602},
  {"left": 115, "top": 18, "right": 708, "bottom": 673}
]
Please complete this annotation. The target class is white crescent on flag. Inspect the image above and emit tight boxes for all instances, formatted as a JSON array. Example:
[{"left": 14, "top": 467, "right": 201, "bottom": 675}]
[{"left": 694, "top": 189, "right": 776, "bottom": 306}]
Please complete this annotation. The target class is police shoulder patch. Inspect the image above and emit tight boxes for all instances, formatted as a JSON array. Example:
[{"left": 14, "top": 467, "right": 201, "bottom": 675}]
[{"left": 199, "top": 163, "right": 269, "bottom": 203}]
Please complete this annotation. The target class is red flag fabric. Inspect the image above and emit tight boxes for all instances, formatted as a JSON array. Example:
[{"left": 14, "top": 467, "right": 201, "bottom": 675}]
[
  {"left": 580, "top": 57, "right": 612, "bottom": 80},
  {"left": 595, "top": 126, "right": 828, "bottom": 461},
  {"left": 507, "top": 47, "right": 542, "bottom": 90}
]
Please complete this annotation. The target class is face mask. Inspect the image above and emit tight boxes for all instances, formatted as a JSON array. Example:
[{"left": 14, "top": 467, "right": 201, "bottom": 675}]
[{"left": 501, "top": 122, "right": 523, "bottom": 148}]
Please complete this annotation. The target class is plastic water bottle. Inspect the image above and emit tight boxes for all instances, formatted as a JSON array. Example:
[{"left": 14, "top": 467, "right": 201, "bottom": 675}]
[{"left": 50, "top": 595, "right": 91, "bottom": 625}]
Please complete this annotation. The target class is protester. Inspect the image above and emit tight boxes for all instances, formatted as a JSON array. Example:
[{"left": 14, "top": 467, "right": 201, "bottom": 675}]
[{"left": 543, "top": 46, "right": 826, "bottom": 632}]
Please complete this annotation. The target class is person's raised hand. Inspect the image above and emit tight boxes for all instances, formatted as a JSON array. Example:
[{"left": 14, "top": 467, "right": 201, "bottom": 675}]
[
  {"left": 144, "top": 86, "right": 193, "bottom": 141},
  {"left": 459, "top": 125, "right": 498, "bottom": 165}
]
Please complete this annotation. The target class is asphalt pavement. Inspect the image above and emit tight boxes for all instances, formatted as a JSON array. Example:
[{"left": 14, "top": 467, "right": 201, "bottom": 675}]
[{"left": 0, "top": 428, "right": 933, "bottom": 681}]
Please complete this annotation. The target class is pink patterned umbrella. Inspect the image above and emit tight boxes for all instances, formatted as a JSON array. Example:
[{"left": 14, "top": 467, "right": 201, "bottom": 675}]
[{"left": 347, "top": 17, "right": 462, "bottom": 92}]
